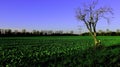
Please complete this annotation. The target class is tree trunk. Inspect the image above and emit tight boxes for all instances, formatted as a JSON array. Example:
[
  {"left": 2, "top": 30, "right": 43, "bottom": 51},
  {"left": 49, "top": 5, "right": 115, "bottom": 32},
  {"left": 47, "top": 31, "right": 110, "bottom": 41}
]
[
  {"left": 88, "top": 30, "right": 101, "bottom": 46},
  {"left": 93, "top": 32, "right": 100, "bottom": 46}
]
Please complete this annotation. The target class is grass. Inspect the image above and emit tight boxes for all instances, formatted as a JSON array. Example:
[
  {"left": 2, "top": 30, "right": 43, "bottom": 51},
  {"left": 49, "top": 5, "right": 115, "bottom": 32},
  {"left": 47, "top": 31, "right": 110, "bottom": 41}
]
[{"left": 0, "top": 36, "right": 120, "bottom": 67}]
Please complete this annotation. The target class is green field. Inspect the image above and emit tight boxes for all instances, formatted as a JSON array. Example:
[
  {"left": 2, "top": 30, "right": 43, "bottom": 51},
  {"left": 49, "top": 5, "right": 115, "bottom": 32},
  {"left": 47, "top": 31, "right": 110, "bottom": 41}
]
[{"left": 0, "top": 36, "right": 120, "bottom": 67}]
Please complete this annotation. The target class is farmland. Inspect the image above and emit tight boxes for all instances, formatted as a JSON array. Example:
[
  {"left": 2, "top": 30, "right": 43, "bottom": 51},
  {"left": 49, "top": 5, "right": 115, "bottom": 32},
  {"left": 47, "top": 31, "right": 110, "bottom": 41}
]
[{"left": 0, "top": 36, "right": 120, "bottom": 67}]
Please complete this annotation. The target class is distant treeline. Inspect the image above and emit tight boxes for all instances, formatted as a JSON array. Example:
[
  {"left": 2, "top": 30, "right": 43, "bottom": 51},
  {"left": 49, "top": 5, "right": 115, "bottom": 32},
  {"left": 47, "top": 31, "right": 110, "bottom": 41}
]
[
  {"left": 0, "top": 29, "right": 120, "bottom": 37},
  {"left": 0, "top": 29, "right": 78, "bottom": 37},
  {"left": 81, "top": 29, "right": 120, "bottom": 36},
  {"left": 81, "top": 32, "right": 120, "bottom": 36}
]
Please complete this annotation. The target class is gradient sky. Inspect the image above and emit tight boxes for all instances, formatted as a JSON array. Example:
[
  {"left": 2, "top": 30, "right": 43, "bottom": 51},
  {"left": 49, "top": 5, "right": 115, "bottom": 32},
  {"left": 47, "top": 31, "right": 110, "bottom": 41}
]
[{"left": 0, "top": 0, "right": 120, "bottom": 33}]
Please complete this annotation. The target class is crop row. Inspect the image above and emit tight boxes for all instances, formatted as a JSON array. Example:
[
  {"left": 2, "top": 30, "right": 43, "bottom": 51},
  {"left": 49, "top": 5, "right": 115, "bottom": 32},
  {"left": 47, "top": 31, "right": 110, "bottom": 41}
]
[{"left": 0, "top": 36, "right": 120, "bottom": 66}]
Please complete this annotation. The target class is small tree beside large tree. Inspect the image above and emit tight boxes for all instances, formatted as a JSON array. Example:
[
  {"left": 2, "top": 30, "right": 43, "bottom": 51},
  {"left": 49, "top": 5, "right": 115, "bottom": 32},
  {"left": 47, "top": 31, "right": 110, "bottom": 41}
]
[{"left": 76, "top": 0, "right": 113, "bottom": 46}]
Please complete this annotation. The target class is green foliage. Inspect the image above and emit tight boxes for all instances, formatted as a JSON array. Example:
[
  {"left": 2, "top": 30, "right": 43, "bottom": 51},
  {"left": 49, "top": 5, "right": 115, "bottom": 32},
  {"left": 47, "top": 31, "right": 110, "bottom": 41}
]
[{"left": 0, "top": 36, "right": 120, "bottom": 67}]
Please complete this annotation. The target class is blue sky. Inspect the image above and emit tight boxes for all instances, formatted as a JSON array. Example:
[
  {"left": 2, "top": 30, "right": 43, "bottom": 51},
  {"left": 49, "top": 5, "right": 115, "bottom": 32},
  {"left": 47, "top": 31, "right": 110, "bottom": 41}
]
[{"left": 0, "top": 0, "right": 120, "bottom": 33}]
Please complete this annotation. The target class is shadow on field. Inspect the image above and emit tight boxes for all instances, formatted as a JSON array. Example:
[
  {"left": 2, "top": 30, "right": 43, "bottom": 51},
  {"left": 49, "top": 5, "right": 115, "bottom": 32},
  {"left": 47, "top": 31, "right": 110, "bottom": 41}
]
[
  {"left": 87, "top": 43, "right": 120, "bottom": 50},
  {"left": 80, "top": 44, "right": 120, "bottom": 67},
  {"left": 106, "top": 43, "right": 120, "bottom": 49},
  {"left": 41, "top": 44, "right": 120, "bottom": 67}
]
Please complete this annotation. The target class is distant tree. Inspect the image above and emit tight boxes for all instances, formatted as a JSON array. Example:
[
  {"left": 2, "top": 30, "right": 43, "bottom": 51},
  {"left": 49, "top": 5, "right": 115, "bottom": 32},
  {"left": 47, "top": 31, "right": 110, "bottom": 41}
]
[
  {"left": 14, "top": 30, "right": 19, "bottom": 34},
  {"left": 22, "top": 29, "right": 26, "bottom": 34},
  {"left": 116, "top": 29, "right": 120, "bottom": 36},
  {"left": 41, "top": 30, "right": 47, "bottom": 35},
  {"left": 7, "top": 29, "right": 12, "bottom": 34},
  {"left": 47, "top": 30, "right": 53, "bottom": 35},
  {"left": 76, "top": 0, "right": 113, "bottom": 46},
  {"left": 32, "top": 30, "right": 37, "bottom": 35},
  {"left": 55, "top": 30, "right": 63, "bottom": 34},
  {"left": 106, "top": 29, "right": 112, "bottom": 36},
  {"left": 98, "top": 30, "right": 103, "bottom": 33},
  {"left": 36, "top": 30, "right": 40, "bottom": 35},
  {"left": 116, "top": 29, "right": 120, "bottom": 33},
  {"left": 98, "top": 30, "right": 103, "bottom": 36},
  {"left": 4, "top": 29, "right": 8, "bottom": 34},
  {"left": 106, "top": 29, "right": 110, "bottom": 33},
  {"left": 70, "top": 30, "right": 74, "bottom": 34},
  {"left": 0, "top": 29, "right": 5, "bottom": 34},
  {"left": 4, "top": 29, "right": 12, "bottom": 36}
]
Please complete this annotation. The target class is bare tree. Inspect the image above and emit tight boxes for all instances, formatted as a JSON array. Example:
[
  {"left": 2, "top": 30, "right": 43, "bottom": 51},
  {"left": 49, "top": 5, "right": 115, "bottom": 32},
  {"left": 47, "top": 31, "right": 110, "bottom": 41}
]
[{"left": 76, "top": 0, "right": 113, "bottom": 46}]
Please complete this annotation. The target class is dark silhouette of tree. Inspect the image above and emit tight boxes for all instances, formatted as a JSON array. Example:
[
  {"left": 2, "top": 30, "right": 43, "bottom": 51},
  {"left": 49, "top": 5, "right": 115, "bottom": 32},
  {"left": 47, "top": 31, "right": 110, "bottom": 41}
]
[
  {"left": 76, "top": 0, "right": 113, "bottom": 46},
  {"left": 22, "top": 29, "right": 26, "bottom": 34},
  {"left": 0, "top": 29, "right": 5, "bottom": 34},
  {"left": 32, "top": 30, "right": 37, "bottom": 35},
  {"left": 36, "top": 30, "right": 40, "bottom": 35},
  {"left": 6, "top": 29, "right": 12, "bottom": 36},
  {"left": 14, "top": 30, "right": 19, "bottom": 35},
  {"left": 41, "top": 30, "right": 47, "bottom": 35}
]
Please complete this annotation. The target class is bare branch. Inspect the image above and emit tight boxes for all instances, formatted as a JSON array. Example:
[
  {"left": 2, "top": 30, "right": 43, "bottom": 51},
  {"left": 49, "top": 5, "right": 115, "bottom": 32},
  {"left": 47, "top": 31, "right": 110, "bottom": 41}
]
[
  {"left": 76, "top": 0, "right": 113, "bottom": 33},
  {"left": 76, "top": 8, "right": 86, "bottom": 21}
]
